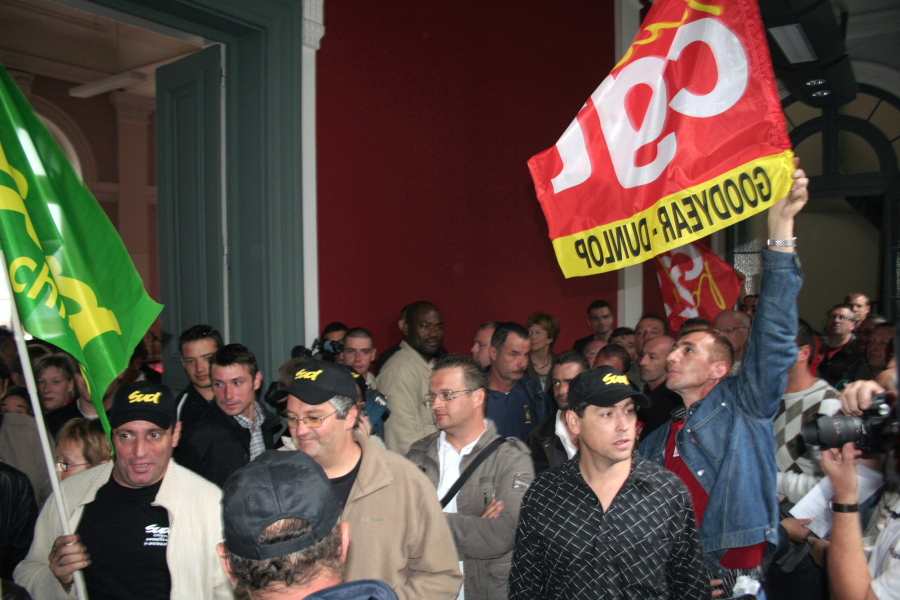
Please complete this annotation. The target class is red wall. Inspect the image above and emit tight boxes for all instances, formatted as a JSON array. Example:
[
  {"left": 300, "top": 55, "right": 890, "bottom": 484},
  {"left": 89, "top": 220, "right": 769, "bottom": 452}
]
[{"left": 317, "top": 1, "right": 632, "bottom": 356}]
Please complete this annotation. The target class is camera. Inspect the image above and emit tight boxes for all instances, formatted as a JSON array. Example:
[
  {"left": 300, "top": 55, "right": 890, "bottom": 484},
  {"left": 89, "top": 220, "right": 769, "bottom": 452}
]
[{"left": 801, "top": 392, "right": 899, "bottom": 454}]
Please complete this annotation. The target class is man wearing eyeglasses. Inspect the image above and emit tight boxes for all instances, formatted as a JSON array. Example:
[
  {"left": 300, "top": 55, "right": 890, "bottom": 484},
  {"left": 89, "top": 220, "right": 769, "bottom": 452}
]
[
  {"left": 273, "top": 360, "right": 462, "bottom": 600},
  {"left": 818, "top": 303, "right": 860, "bottom": 387},
  {"left": 407, "top": 354, "right": 533, "bottom": 600},
  {"left": 713, "top": 310, "right": 751, "bottom": 375},
  {"left": 176, "top": 324, "right": 223, "bottom": 431}
]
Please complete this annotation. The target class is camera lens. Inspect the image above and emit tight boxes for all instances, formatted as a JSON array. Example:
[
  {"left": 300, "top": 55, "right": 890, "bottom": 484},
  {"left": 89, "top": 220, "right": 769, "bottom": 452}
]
[{"left": 801, "top": 414, "right": 863, "bottom": 449}]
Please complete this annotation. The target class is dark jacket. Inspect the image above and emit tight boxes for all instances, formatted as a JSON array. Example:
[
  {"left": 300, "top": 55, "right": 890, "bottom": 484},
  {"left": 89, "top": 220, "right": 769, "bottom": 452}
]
[
  {"left": 176, "top": 385, "right": 212, "bottom": 433},
  {"left": 487, "top": 376, "right": 552, "bottom": 441},
  {"left": 176, "top": 400, "right": 284, "bottom": 487},
  {"left": 638, "top": 382, "right": 683, "bottom": 441},
  {"left": 0, "top": 462, "right": 37, "bottom": 580},
  {"left": 524, "top": 413, "right": 566, "bottom": 476},
  {"left": 817, "top": 336, "right": 858, "bottom": 387}
]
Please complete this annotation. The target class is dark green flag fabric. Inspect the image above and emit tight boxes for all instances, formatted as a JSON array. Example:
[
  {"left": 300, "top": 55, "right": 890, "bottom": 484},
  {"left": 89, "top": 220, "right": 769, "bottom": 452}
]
[{"left": 0, "top": 62, "right": 163, "bottom": 428}]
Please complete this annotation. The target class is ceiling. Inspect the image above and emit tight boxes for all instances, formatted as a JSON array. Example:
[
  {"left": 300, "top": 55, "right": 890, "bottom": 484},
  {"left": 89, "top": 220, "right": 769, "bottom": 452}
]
[{"left": 0, "top": 0, "right": 206, "bottom": 97}]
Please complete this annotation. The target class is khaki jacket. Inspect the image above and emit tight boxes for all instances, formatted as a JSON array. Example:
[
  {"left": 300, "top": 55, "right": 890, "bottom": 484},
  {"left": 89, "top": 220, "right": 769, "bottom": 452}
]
[
  {"left": 376, "top": 341, "right": 435, "bottom": 455},
  {"left": 406, "top": 421, "right": 534, "bottom": 600},
  {"left": 341, "top": 433, "right": 462, "bottom": 600},
  {"left": 14, "top": 460, "right": 233, "bottom": 600}
]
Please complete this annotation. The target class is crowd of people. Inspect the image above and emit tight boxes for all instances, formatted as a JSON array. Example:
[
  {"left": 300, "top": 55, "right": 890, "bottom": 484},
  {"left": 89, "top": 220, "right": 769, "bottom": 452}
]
[{"left": 0, "top": 165, "right": 898, "bottom": 599}]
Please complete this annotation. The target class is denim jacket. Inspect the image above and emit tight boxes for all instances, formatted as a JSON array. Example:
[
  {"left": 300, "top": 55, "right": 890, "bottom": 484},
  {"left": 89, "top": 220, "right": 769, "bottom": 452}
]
[{"left": 639, "top": 250, "right": 802, "bottom": 577}]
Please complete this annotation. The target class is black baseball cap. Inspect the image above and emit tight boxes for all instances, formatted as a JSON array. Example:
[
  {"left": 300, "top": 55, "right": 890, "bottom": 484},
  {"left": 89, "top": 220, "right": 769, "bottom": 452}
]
[
  {"left": 568, "top": 365, "right": 650, "bottom": 409},
  {"left": 222, "top": 450, "right": 342, "bottom": 560},
  {"left": 108, "top": 381, "right": 177, "bottom": 429},
  {"left": 270, "top": 359, "right": 358, "bottom": 405}
]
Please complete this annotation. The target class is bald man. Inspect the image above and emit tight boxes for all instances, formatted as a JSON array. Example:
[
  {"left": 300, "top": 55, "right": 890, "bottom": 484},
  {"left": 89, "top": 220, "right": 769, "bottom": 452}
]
[
  {"left": 582, "top": 339, "right": 608, "bottom": 366},
  {"left": 713, "top": 310, "right": 751, "bottom": 374},
  {"left": 637, "top": 335, "right": 681, "bottom": 440}
]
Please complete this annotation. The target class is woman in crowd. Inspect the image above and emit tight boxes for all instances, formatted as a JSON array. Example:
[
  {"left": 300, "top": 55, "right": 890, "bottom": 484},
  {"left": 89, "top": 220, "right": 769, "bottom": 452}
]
[
  {"left": 38, "top": 354, "right": 101, "bottom": 438},
  {"left": 526, "top": 312, "right": 559, "bottom": 393},
  {"left": 54, "top": 418, "right": 111, "bottom": 481},
  {"left": 34, "top": 355, "right": 75, "bottom": 415}
]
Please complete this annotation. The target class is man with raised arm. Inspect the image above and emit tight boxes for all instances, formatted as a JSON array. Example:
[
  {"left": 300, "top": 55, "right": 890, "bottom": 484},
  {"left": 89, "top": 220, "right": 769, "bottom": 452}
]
[{"left": 639, "top": 162, "right": 810, "bottom": 597}]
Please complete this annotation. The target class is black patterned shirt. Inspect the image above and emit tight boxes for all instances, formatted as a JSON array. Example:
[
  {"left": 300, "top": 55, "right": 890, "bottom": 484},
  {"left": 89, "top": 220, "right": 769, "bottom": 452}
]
[{"left": 508, "top": 454, "right": 708, "bottom": 600}]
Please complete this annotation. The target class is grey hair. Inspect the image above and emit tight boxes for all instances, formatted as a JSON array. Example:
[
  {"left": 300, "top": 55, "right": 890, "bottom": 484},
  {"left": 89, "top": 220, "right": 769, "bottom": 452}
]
[{"left": 329, "top": 395, "right": 357, "bottom": 419}]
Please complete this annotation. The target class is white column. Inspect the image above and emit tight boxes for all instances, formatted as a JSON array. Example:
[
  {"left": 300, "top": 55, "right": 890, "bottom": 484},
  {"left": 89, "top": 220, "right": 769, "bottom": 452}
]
[
  {"left": 615, "top": 0, "right": 645, "bottom": 327},
  {"left": 302, "top": 0, "right": 324, "bottom": 346}
]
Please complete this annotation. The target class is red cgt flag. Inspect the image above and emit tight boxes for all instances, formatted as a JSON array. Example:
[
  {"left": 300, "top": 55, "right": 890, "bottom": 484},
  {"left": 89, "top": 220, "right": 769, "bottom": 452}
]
[
  {"left": 654, "top": 241, "right": 741, "bottom": 332},
  {"left": 528, "top": 0, "right": 794, "bottom": 278}
]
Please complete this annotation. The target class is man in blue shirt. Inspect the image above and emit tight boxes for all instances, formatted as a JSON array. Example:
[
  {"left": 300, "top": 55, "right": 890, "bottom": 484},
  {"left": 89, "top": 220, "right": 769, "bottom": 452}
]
[{"left": 487, "top": 323, "right": 551, "bottom": 440}]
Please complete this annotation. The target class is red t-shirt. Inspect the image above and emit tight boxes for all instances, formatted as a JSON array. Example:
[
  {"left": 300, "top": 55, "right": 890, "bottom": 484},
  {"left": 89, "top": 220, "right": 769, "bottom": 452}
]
[{"left": 664, "top": 420, "right": 765, "bottom": 569}]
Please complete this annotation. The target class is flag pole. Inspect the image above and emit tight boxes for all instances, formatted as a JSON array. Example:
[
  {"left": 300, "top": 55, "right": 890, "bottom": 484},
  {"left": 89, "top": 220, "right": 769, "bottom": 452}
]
[{"left": 0, "top": 250, "right": 88, "bottom": 600}]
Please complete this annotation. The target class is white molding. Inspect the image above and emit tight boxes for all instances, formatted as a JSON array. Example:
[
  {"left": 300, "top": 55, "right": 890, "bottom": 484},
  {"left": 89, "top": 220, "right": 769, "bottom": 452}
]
[
  {"left": 303, "top": 0, "right": 325, "bottom": 50},
  {"left": 852, "top": 60, "right": 900, "bottom": 99},
  {"left": 302, "top": 0, "right": 323, "bottom": 345},
  {"left": 615, "top": 0, "right": 645, "bottom": 324},
  {"left": 846, "top": 8, "right": 900, "bottom": 41}
]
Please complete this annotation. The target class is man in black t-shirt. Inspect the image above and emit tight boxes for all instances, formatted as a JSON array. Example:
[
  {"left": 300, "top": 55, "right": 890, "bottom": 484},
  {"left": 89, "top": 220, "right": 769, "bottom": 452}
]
[{"left": 14, "top": 381, "right": 232, "bottom": 600}]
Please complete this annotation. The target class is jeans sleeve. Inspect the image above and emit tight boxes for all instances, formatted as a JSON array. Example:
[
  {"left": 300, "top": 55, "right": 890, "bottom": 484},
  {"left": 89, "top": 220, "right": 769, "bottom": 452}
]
[{"left": 734, "top": 250, "right": 803, "bottom": 420}]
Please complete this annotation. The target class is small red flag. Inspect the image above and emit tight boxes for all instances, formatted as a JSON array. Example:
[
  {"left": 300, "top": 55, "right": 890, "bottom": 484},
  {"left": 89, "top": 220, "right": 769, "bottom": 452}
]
[{"left": 654, "top": 241, "right": 741, "bottom": 332}]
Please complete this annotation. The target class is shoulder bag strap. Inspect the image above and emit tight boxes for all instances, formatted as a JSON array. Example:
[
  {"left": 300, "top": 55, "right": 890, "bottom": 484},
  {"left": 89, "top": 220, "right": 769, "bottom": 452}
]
[{"left": 440, "top": 436, "right": 506, "bottom": 509}]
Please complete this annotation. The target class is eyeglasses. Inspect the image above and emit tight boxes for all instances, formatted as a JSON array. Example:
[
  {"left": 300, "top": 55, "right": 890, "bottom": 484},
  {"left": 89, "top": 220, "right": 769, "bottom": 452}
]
[
  {"left": 424, "top": 389, "right": 477, "bottom": 407},
  {"left": 55, "top": 461, "right": 88, "bottom": 473},
  {"left": 720, "top": 326, "right": 748, "bottom": 334},
  {"left": 528, "top": 330, "right": 546, "bottom": 338},
  {"left": 828, "top": 314, "right": 854, "bottom": 322},
  {"left": 282, "top": 410, "right": 338, "bottom": 429}
]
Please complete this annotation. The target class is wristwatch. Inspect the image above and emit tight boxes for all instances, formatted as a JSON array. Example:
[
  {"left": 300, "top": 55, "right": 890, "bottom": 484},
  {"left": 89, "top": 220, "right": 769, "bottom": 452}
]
[
  {"left": 830, "top": 501, "right": 860, "bottom": 513},
  {"left": 767, "top": 237, "right": 798, "bottom": 247}
]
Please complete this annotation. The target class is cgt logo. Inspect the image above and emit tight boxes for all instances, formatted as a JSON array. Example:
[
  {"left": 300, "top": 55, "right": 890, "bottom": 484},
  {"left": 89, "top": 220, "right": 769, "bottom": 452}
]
[
  {"left": 553, "top": 11, "right": 748, "bottom": 192},
  {"left": 129, "top": 391, "right": 162, "bottom": 404},
  {"left": 658, "top": 243, "right": 727, "bottom": 321}
]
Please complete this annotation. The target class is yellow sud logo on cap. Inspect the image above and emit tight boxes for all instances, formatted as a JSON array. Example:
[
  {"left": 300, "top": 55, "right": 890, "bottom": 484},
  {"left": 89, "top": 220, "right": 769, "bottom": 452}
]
[
  {"left": 602, "top": 373, "right": 629, "bottom": 385},
  {"left": 128, "top": 391, "right": 162, "bottom": 404},
  {"left": 295, "top": 369, "right": 324, "bottom": 381}
]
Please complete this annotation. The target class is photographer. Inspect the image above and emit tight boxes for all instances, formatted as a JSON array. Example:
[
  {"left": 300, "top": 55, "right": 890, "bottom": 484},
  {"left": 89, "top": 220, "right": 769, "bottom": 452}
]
[{"left": 817, "top": 373, "right": 898, "bottom": 600}]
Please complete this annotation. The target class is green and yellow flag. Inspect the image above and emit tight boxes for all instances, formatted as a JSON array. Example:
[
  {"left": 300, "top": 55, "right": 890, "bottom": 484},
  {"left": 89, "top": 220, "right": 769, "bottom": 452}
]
[{"left": 0, "top": 63, "right": 163, "bottom": 429}]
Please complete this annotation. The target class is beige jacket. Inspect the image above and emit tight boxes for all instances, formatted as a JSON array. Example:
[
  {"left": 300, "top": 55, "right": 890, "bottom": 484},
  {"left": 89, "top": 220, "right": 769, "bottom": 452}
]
[
  {"left": 14, "top": 460, "right": 233, "bottom": 600},
  {"left": 0, "top": 413, "right": 52, "bottom": 505},
  {"left": 281, "top": 432, "right": 462, "bottom": 599},
  {"left": 376, "top": 341, "right": 436, "bottom": 455},
  {"left": 406, "top": 421, "right": 534, "bottom": 600}
]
